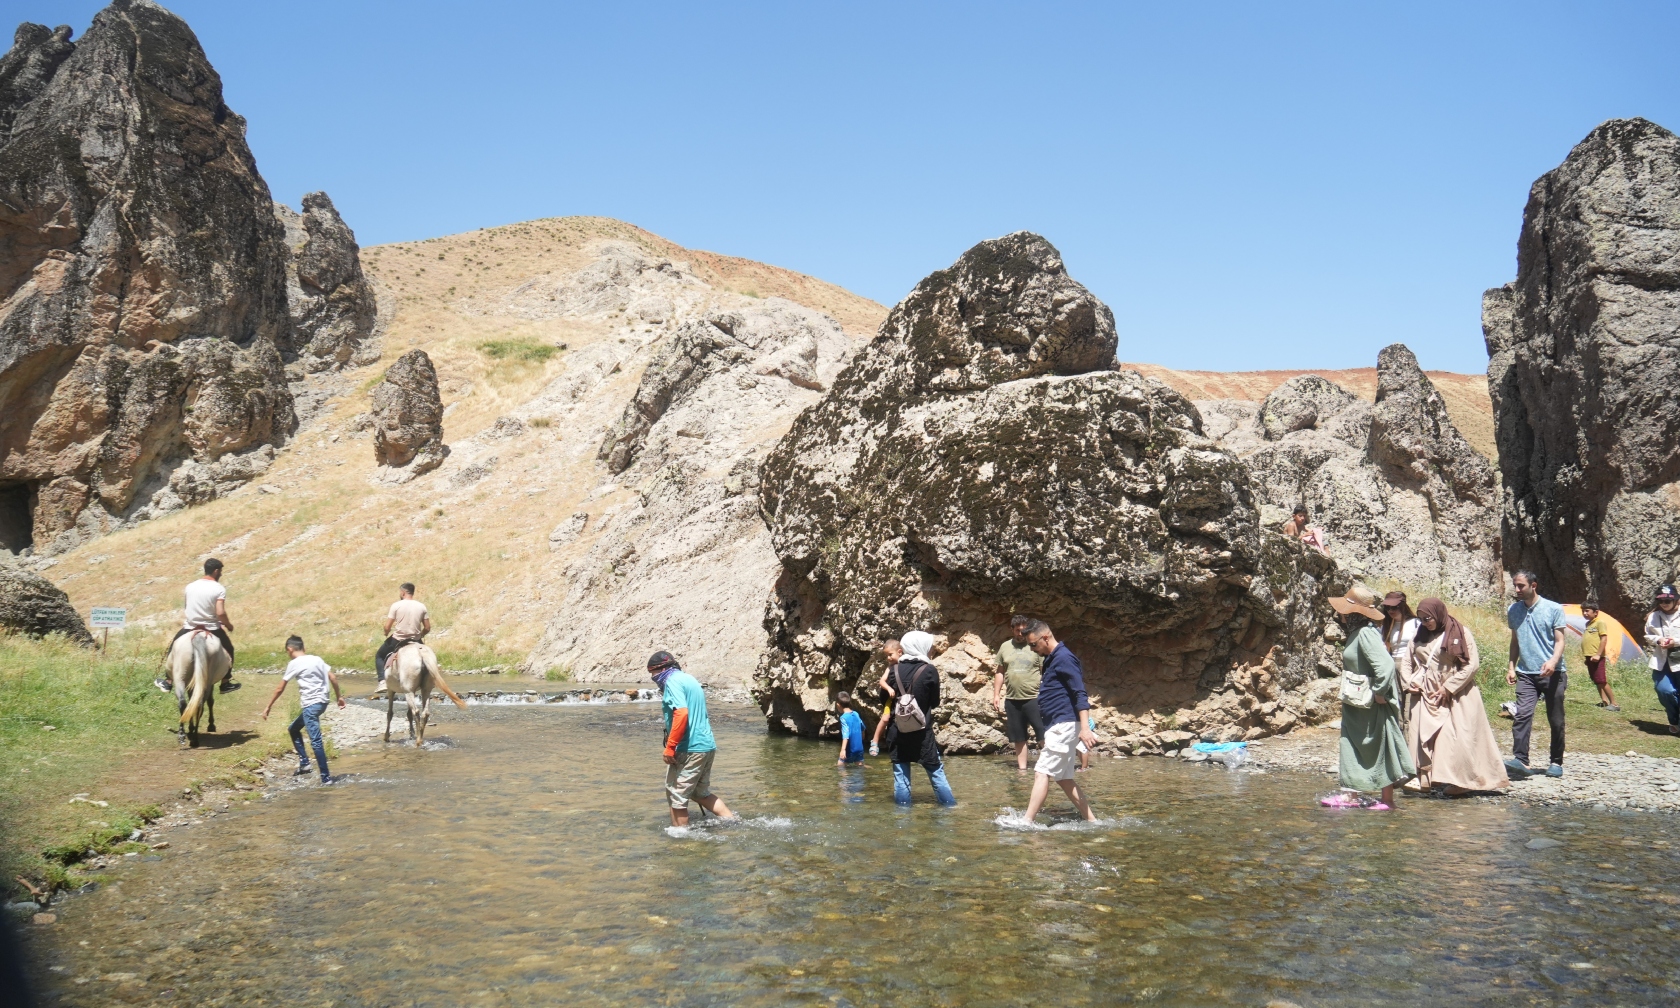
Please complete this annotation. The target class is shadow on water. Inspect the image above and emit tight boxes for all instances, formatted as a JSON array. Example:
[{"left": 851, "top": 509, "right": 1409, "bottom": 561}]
[{"left": 20, "top": 702, "right": 1680, "bottom": 1006}]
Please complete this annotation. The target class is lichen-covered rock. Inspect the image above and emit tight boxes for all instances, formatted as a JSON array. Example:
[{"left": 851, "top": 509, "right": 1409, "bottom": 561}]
[
  {"left": 0, "top": 559, "right": 93, "bottom": 645},
  {"left": 753, "top": 233, "right": 1341, "bottom": 751},
  {"left": 1200, "top": 344, "right": 1501, "bottom": 602},
  {"left": 0, "top": 2, "right": 299, "bottom": 554},
  {"left": 371, "top": 350, "right": 446, "bottom": 481},
  {"left": 275, "top": 191, "right": 379, "bottom": 373},
  {"left": 1486, "top": 117, "right": 1680, "bottom": 628}
]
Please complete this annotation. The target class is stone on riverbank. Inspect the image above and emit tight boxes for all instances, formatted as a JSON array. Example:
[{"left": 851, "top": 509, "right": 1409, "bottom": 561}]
[
  {"left": 754, "top": 232, "right": 1343, "bottom": 752},
  {"left": 0, "top": 559, "right": 93, "bottom": 645}
]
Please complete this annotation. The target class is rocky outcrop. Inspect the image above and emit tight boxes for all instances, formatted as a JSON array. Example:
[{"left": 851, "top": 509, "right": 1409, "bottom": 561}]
[
  {"left": 0, "top": 2, "right": 302, "bottom": 554},
  {"left": 275, "top": 192, "right": 379, "bottom": 373},
  {"left": 530, "top": 292, "right": 854, "bottom": 681},
  {"left": 0, "top": 559, "right": 93, "bottom": 645},
  {"left": 1486, "top": 118, "right": 1680, "bottom": 626},
  {"left": 371, "top": 350, "right": 446, "bottom": 482},
  {"left": 753, "top": 233, "right": 1343, "bottom": 752},
  {"left": 1198, "top": 344, "right": 1501, "bottom": 602}
]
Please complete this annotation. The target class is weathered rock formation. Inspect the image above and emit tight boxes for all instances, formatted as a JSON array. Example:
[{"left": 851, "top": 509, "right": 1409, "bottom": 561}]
[
  {"left": 1485, "top": 117, "right": 1680, "bottom": 628},
  {"left": 753, "top": 233, "right": 1342, "bottom": 752},
  {"left": 0, "top": 559, "right": 93, "bottom": 645},
  {"left": 275, "top": 192, "right": 379, "bottom": 373},
  {"left": 1199, "top": 344, "right": 1502, "bottom": 602},
  {"left": 371, "top": 350, "right": 446, "bottom": 482},
  {"left": 0, "top": 3, "right": 379, "bottom": 556}
]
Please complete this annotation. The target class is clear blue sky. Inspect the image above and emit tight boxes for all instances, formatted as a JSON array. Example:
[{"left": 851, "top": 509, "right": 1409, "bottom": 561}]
[{"left": 21, "top": 2, "right": 1680, "bottom": 372}]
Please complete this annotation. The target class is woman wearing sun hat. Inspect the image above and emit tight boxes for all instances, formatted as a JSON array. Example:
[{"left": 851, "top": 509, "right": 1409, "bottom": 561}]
[{"left": 1325, "top": 584, "right": 1415, "bottom": 810}]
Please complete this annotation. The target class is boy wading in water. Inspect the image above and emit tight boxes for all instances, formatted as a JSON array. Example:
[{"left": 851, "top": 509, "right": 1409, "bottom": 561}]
[
  {"left": 261, "top": 636, "right": 346, "bottom": 784},
  {"left": 651, "top": 651, "right": 736, "bottom": 828},
  {"left": 836, "top": 692, "right": 866, "bottom": 766}
]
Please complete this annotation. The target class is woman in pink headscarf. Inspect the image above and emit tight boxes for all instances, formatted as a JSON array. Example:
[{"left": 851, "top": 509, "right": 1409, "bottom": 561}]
[{"left": 1401, "top": 598, "right": 1509, "bottom": 794}]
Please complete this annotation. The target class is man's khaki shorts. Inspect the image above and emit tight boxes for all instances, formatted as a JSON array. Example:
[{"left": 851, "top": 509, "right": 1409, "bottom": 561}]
[
  {"left": 666, "top": 750, "right": 716, "bottom": 808},
  {"left": 1034, "top": 721, "right": 1081, "bottom": 781}
]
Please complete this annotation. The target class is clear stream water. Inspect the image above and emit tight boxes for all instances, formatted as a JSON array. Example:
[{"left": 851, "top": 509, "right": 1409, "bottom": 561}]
[{"left": 20, "top": 699, "right": 1680, "bottom": 1006}]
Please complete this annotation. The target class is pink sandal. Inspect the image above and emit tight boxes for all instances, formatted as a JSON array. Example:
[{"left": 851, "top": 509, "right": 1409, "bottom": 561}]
[{"left": 1319, "top": 793, "right": 1361, "bottom": 808}]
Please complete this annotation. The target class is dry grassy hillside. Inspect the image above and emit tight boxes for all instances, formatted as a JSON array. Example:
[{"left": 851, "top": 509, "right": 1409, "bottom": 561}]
[
  {"left": 48, "top": 218, "right": 886, "bottom": 672},
  {"left": 1127, "top": 362, "right": 1496, "bottom": 463}
]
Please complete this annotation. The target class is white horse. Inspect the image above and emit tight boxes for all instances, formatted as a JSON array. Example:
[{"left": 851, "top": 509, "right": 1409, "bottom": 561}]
[
  {"left": 169, "top": 629, "right": 230, "bottom": 747},
  {"left": 384, "top": 642, "right": 466, "bottom": 745}
]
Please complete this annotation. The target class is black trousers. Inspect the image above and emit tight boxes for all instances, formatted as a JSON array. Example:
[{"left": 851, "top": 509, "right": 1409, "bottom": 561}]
[
  {"left": 168, "top": 627, "right": 234, "bottom": 672},
  {"left": 1512, "top": 671, "right": 1566, "bottom": 767},
  {"left": 375, "top": 636, "right": 422, "bottom": 680}
]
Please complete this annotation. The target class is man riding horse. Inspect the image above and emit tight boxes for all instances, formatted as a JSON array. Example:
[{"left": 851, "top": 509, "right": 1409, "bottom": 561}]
[
  {"left": 157, "top": 558, "right": 241, "bottom": 694},
  {"left": 373, "top": 582, "right": 431, "bottom": 697}
]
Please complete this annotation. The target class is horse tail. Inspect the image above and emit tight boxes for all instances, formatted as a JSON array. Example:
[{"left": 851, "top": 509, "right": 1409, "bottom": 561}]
[
  {"left": 180, "top": 633, "right": 210, "bottom": 726},
  {"left": 424, "top": 648, "right": 468, "bottom": 710}
]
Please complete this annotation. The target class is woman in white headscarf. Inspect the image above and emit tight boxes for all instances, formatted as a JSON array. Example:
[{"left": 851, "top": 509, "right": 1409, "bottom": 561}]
[{"left": 879, "top": 630, "right": 956, "bottom": 805}]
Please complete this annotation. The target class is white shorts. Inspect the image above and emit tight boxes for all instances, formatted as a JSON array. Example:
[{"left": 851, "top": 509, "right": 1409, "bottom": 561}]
[{"left": 1034, "top": 720, "right": 1081, "bottom": 781}]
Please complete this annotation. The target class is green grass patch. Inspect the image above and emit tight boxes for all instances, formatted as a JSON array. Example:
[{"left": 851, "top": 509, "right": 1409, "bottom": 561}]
[
  {"left": 478, "top": 338, "right": 559, "bottom": 364},
  {"left": 544, "top": 665, "right": 572, "bottom": 682}
]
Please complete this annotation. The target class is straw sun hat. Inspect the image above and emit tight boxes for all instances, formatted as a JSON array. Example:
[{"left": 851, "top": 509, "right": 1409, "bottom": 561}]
[{"left": 1329, "top": 584, "right": 1386, "bottom": 621}]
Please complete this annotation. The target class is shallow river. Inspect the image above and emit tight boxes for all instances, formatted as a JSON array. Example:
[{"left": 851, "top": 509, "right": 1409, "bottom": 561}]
[{"left": 21, "top": 699, "right": 1680, "bottom": 1006}]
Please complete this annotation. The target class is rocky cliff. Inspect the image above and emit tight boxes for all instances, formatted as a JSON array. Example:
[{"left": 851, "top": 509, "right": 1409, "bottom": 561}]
[
  {"left": 276, "top": 192, "right": 380, "bottom": 373},
  {"left": 0, "top": 2, "right": 376, "bottom": 559},
  {"left": 1198, "top": 343, "right": 1502, "bottom": 602},
  {"left": 1485, "top": 117, "right": 1680, "bottom": 627},
  {"left": 754, "top": 233, "right": 1343, "bottom": 753}
]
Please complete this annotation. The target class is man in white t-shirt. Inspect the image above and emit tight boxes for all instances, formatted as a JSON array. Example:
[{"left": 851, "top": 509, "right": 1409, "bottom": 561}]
[
  {"left": 373, "top": 582, "right": 432, "bottom": 694},
  {"left": 261, "top": 634, "right": 345, "bottom": 784},
  {"left": 157, "top": 558, "right": 241, "bottom": 694}
]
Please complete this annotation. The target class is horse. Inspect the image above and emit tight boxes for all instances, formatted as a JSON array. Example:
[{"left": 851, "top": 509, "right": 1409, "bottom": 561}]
[
  {"left": 169, "top": 629, "right": 230, "bottom": 747},
  {"left": 384, "top": 642, "right": 467, "bottom": 745}
]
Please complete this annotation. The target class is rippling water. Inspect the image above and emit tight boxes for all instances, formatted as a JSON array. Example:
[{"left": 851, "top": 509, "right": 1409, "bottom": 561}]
[{"left": 21, "top": 700, "right": 1680, "bottom": 1006}]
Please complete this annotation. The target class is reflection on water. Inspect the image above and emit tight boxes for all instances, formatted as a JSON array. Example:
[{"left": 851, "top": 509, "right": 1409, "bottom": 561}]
[{"left": 22, "top": 701, "right": 1680, "bottom": 1006}]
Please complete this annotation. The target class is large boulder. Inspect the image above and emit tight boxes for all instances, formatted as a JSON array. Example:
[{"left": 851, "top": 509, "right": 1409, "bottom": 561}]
[
  {"left": 1200, "top": 344, "right": 1502, "bottom": 602},
  {"left": 0, "top": 2, "right": 297, "bottom": 555},
  {"left": 753, "top": 233, "right": 1342, "bottom": 751},
  {"left": 0, "top": 560, "right": 93, "bottom": 645},
  {"left": 371, "top": 350, "right": 446, "bottom": 482},
  {"left": 1485, "top": 117, "right": 1680, "bottom": 627},
  {"left": 276, "top": 192, "right": 380, "bottom": 373}
]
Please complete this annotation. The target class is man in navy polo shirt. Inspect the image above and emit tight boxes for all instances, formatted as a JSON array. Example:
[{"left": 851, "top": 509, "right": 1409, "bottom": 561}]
[{"left": 1020, "top": 620, "right": 1099, "bottom": 823}]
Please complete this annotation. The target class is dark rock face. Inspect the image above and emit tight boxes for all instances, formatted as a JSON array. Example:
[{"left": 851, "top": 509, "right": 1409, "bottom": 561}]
[
  {"left": 1485, "top": 117, "right": 1680, "bottom": 626},
  {"left": 0, "top": 560, "right": 93, "bottom": 645},
  {"left": 371, "top": 349, "right": 446, "bottom": 482},
  {"left": 0, "top": 2, "right": 297, "bottom": 553},
  {"left": 276, "top": 192, "right": 379, "bottom": 373},
  {"left": 754, "top": 233, "right": 1341, "bottom": 752},
  {"left": 1200, "top": 345, "right": 1501, "bottom": 601}
]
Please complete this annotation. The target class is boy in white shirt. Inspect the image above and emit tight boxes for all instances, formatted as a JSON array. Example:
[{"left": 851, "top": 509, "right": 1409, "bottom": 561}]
[{"left": 261, "top": 635, "right": 346, "bottom": 783}]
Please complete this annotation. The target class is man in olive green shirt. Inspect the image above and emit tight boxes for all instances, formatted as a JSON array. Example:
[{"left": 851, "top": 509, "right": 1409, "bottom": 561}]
[{"left": 992, "top": 615, "right": 1046, "bottom": 770}]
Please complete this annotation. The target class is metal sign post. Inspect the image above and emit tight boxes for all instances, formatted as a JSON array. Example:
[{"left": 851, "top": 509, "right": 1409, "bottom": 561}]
[{"left": 90, "top": 607, "right": 127, "bottom": 653}]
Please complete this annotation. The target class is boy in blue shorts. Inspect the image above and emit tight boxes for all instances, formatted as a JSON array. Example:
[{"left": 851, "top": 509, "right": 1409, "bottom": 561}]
[{"left": 835, "top": 692, "right": 865, "bottom": 766}]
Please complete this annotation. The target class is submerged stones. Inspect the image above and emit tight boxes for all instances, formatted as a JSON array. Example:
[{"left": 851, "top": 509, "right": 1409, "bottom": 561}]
[
  {"left": 753, "top": 232, "right": 1341, "bottom": 752},
  {"left": 1485, "top": 117, "right": 1680, "bottom": 629}
]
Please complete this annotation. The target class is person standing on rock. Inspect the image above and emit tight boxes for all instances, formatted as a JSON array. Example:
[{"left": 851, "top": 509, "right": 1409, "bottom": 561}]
[
  {"left": 1020, "top": 621, "right": 1099, "bottom": 823},
  {"left": 158, "top": 558, "right": 240, "bottom": 694},
  {"left": 881, "top": 631, "right": 956, "bottom": 806},
  {"left": 1644, "top": 585, "right": 1680, "bottom": 735},
  {"left": 1505, "top": 570, "right": 1569, "bottom": 779},
  {"left": 992, "top": 615, "right": 1046, "bottom": 771},
  {"left": 650, "top": 650, "right": 737, "bottom": 828},
  {"left": 1580, "top": 600, "right": 1619, "bottom": 711},
  {"left": 1325, "top": 585, "right": 1413, "bottom": 810},
  {"left": 374, "top": 583, "right": 431, "bottom": 696}
]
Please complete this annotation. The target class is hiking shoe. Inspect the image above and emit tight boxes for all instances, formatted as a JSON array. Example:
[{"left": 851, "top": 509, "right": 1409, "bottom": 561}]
[
  {"left": 1497, "top": 702, "right": 1517, "bottom": 719},
  {"left": 1546, "top": 764, "right": 1564, "bottom": 778},
  {"left": 1605, "top": 704, "right": 1621, "bottom": 712},
  {"left": 154, "top": 678, "right": 172, "bottom": 693},
  {"left": 1503, "top": 758, "right": 1531, "bottom": 778},
  {"left": 293, "top": 764, "right": 312, "bottom": 777},
  {"left": 319, "top": 775, "right": 338, "bottom": 786},
  {"left": 218, "top": 680, "right": 242, "bottom": 694}
]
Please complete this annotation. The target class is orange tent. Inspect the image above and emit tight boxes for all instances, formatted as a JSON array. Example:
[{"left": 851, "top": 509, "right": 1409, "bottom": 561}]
[{"left": 1562, "top": 604, "right": 1645, "bottom": 663}]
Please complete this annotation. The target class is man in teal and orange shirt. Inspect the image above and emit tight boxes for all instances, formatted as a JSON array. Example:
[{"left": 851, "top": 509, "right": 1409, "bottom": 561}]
[{"left": 650, "top": 650, "right": 737, "bottom": 828}]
